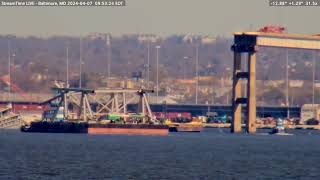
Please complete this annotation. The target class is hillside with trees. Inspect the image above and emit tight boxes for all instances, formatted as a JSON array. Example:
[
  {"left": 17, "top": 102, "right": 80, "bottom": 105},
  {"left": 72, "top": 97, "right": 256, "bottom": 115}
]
[{"left": 0, "top": 34, "right": 319, "bottom": 105}]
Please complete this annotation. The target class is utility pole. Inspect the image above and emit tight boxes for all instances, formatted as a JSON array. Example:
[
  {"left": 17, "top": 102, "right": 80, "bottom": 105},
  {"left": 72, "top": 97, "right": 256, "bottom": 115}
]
[
  {"left": 211, "top": 77, "right": 215, "bottom": 105},
  {"left": 286, "top": 49, "right": 290, "bottom": 119},
  {"left": 106, "top": 34, "right": 111, "bottom": 79},
  {"left": 79, "top": 37, "right": 82, "bottom": 88},
  {"left": 147, "top": 40, "right": 150, "bottom": 88},
  {"left": 312, "top": 51, "right": 316, "bottom": 106},
  {"left": 66, "top": 42, "right": 69, "bottom": 88},
  {"left": 7, "top": 39, "right": 11, "bottom": 101},
  {"left": 155, "top": 45, "right": 161, "bottom": 103},
  {"left": 195, "top": 44, "right": 199, "bottom": 104},
  {"left": 183, "top": 56, "right": 189, "bottom": 79}
]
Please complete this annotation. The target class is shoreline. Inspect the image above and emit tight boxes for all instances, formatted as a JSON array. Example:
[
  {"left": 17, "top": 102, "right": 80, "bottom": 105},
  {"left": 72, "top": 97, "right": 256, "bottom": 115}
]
[{"left": 204, "top": 123, "right": 320, "bottom": 130}]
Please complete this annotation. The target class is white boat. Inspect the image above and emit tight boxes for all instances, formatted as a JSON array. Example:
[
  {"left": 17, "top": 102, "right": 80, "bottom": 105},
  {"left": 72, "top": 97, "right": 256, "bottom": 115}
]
[{"left": 269, "top": 118, "right": 293, "bottom": 136}]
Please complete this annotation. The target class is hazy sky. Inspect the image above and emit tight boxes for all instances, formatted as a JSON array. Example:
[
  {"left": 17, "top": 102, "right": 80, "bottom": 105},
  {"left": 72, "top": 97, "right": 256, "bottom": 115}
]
[{"left": 0, "top": 0, "right": 319, "bottom": 37}]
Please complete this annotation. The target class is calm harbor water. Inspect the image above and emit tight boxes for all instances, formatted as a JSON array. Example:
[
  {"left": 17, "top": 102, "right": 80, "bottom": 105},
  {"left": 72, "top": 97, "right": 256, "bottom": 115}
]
[{"left": 0, "top": 128, "right": 320, "bottom": 180}]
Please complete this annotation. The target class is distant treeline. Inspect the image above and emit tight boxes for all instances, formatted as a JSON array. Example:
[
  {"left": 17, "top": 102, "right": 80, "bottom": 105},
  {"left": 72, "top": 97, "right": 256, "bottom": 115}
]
[{"left": 0, "top": 34, "right": 318, "bottom": 93}]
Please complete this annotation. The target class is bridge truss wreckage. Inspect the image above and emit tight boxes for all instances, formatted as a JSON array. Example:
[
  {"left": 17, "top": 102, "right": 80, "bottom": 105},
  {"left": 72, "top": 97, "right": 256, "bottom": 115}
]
[
  {"left": 91, "top": 89, "right": 155, "bottom": 123},
  {"left": 40, "top": 87, "right": 156, "bottom": 123}
]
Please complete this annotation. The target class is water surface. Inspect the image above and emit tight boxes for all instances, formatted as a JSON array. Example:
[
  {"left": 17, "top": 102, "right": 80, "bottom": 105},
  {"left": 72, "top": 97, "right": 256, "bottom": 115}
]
[{"left": 0, "top": 129, "right": 319, "bottom": 180}]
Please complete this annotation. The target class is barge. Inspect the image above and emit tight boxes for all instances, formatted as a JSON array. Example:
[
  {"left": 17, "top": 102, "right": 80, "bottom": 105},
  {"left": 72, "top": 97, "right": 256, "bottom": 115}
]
[{"left": 21, "top": 121, "right": 169, "bottom": 136}]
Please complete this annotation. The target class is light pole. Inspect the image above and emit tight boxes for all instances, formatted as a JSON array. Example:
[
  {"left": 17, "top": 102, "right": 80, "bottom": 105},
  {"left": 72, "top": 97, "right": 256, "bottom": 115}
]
[
  {"left": 183, "top": 56, "right": 188, "bottom": 79},
  {"left": 147, "top": 40, "right": 150, "bottom": 88},
  {"left": 66, "top": 42, "right": 69, "bottom": 88},
  {"left": 312, "top": 51, "right": 316, "bottom": 106},
  {"left": 79, "top": 37, "right": 82, "bottom": 88},
  {"left": 195, "top": 44, "right": 199, "bottom": 104},
  {"left": 211, "top": 77, "right": 215, "bottom": 105},
  {"left": 155, "top": 45, "right": 161, "bottom": 103},
  {"left": 106, "top": 34, "right": 111, "bottom": 79},
  {"left": 7, "top": 39, "right": 11, "bottom": 99},
  {"left": 286, "top": 49, "right": 290, "bottom": 119}
]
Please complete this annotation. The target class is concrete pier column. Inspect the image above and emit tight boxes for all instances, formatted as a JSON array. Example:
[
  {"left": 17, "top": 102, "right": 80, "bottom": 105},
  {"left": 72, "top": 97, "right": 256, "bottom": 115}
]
[
  {"left": 231, "top": 52, "right": 242, "bottom": 133},
  {"left": 246, "top": 52, "right": 257, "bottom": 134}
]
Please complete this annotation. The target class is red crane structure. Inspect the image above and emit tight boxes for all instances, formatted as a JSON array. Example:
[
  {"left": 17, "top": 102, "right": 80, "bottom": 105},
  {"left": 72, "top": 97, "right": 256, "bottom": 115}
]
[{"left": 258, "top": 26, "right": 286, "bottom": 33}]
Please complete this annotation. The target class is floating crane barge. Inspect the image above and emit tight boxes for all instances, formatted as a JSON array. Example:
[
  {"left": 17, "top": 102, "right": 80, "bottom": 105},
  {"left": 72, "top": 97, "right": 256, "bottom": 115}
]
[{"left": 21, "top": 87, "right": 168, "bottom": 136}]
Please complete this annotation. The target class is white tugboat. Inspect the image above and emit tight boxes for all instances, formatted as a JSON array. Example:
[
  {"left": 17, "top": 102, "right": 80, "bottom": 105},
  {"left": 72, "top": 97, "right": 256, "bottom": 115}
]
[{"left": 269, "top": 118, "right": 293, "bottom": 135}]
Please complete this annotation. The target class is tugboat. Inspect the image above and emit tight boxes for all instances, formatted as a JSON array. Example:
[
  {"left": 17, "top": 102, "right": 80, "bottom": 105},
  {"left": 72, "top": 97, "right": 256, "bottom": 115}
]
[{"left": 269, "top": 118, "right": 292, "bottom": 135}]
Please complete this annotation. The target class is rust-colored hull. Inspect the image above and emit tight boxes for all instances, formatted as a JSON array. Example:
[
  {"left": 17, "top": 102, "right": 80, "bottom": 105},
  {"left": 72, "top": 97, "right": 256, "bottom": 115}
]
[{"left": 88, "top": 128, "right": 168, "bottom": 136}]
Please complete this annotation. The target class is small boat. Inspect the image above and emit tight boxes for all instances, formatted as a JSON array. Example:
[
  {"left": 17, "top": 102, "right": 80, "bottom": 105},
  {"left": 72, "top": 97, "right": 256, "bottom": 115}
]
[{"left": 269, "top": 118, "right": 293, "bottom": 136}]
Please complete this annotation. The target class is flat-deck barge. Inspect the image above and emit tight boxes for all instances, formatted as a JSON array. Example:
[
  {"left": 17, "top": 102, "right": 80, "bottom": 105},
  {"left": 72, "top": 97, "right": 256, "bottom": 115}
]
[{"left": 21, "top": 121, "right": 169, "bottom": 136}]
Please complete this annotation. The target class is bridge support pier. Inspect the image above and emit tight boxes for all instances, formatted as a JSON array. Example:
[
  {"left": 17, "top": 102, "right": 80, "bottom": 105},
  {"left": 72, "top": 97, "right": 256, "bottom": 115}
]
[
  {"left": 231, "top": 42, "right": 257, "bottom": 134},
  {"left": 229, "top": 31, "right": 320, "bottom": 134},
  {"left": 246, "top": 52, "right": 257, "bottom": 134},
  {"left": 231, "top": 52, "right": 242, "bottom": 133}
]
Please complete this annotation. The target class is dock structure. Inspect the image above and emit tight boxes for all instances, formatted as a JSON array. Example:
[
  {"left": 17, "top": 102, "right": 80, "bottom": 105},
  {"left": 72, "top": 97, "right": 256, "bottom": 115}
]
[{"left": 231, "top": 32, "right": 320, "bottom": 134}]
